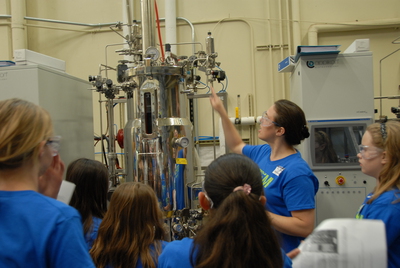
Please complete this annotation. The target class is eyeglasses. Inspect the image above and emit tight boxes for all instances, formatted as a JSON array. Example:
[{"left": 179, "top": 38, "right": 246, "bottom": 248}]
[
  {"left": 46, "top": 136, "right": 62, "bottom": 156},
  {"left": 202, "top": 181, "right": 214, "bottom": 209},
  {"left": 260, "top": 111, "right": 281, "bottom": 127},
  {"left": 358, "top": 144, "right": 383, "bottom": 160}
]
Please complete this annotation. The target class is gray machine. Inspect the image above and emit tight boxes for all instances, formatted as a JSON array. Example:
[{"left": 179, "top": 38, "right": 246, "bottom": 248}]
[
  {"left": 290, "top": 51, "right": 376, "bottom": 225},
  {"left": 0, "top": 64, "right": 94, "bottom": 170},
  {"left": 88, "top": 0, "right": 225, "bottom": 239}
]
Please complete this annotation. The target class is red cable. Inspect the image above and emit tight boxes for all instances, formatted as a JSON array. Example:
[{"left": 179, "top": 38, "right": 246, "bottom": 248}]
[{"left": 154, "top": 0, "right": 165, "bottom": 61}]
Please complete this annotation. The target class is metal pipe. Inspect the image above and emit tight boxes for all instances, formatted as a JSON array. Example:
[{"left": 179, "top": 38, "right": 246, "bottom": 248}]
[
  {"left": 24, "top": 16, "right": 116, "bottom": 27},
  {"left": 211, "top": 18, "right": 257, "bottom": 118},
  {"left": 291, "top": 0, "right": 301, "bottom": 50},
  {"left": 5, "top": 15, "right": 198, "bottom": 56},
  {"left": 99, "top": 92, "right": 105, "bottom": 164},
  {"left": 278, "top": 0, "right": 286, "bottom": 99},
  {"left": 140, "top": 0, "right": 156, "bottom": 52},
  {"left": 107, "top": 99, "right": 116, "bottom": 180},
  {"left": 122, "top": 0, "right": 134, "bottom": 58},
  {"left": 267, "top": 0, "right": 275, "bottom": 104},
  {"left": 379, "top": 48, "right": 400, "bottom": 118},
  {"left": 285, "top": 0, "right": 292, "bottom": 56},
  {"left": 176, "top": 17, "right": 196, "bottom": 54},
  {"left": 308, "top": 18, "right": 400, "bottom": 45}
]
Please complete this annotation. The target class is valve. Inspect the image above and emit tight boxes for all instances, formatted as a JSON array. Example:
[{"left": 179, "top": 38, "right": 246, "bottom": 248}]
[
  {"left": 211, "top": 70, "right": 226, "bottom": 82},
  {"left": 95, "top": 80, "right": 103, "bottom": 90},
  {"left": 117, "top": 64, "right": 128, "bottom": 83},
  {"left": 106, "top": 79, "right": 113, "bottom": 88}
]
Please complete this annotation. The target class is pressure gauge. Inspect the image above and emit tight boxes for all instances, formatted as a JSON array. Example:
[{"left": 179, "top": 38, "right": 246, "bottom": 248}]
[
  {"left": 145, "top": 46, "right": 160, "bottom": 60},
  {"left": 175, "top": 137, "right": 190, "bottom": 148}
]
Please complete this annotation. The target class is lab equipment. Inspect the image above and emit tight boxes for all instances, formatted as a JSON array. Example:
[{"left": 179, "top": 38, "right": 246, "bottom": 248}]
[
  {"left": 290, "top": 50, "right": 376, "bottom": 225},
  {"left": 88, "top": 0, "right": 226, "bottom": 239}
]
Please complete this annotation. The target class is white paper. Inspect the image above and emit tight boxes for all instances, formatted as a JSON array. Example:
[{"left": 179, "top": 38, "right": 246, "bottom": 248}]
[
  {"left": 292, "top": 218, "right": 387, "bottom": 268},
  {"left": 56, "top": 180, "right": 76, "bottom": 205}
]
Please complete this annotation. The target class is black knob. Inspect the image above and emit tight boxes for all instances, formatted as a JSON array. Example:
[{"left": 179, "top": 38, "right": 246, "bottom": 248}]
[
  {"left": 324, "top": 181, "right": 330, "bottom": 187},
  {"left": 95, "top": 81, "right": 103, "bottom": 90},
  {"left": 106, "top": 79, "right": 113, "bottom": 88}
]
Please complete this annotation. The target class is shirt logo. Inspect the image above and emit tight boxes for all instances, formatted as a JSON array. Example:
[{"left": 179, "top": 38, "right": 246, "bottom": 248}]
[{"left": 260, "top": 169, "right": 274, "bottom": 188}]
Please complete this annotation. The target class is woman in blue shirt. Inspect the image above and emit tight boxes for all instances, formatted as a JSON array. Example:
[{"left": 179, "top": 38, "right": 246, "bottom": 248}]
[
  {"left": 356, "top": 121, "right": 400, "bottom": 268},
  {"left": 0, "top": 98, "right": 95, "bottom": 268},
  {"left": 209, "top": 87, "right": 318, "bottom": 252}
]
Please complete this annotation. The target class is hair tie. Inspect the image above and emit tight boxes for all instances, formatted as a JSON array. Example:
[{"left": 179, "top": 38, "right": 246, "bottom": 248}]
[
  {"left": 233, "top": 183, "right": 252, "bottom": 195},
  {"left": 380, "top": 123, "right": 387, "bottom": 141}
]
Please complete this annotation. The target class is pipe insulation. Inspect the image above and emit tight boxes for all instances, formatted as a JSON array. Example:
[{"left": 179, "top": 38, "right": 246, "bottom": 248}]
[
  {"left": 228, "top": 116, "right": 258, "bottom": 126},
  {"left": 165, "top": 0, "right": 177, "bottom": 54},
  {"left": 11, "top": 0, "right": 27, "bottom": 51}
]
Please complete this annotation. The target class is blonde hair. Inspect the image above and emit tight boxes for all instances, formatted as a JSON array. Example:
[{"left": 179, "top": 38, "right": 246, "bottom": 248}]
[
  {"left": 90, "top": 182, "right": 165, "bottom": 268},
  {"left": 367, "top": 121, "right": 400, "bottom": 203},
  {"left": 0, "top": 98, "right": 53, "bottom": 169}
]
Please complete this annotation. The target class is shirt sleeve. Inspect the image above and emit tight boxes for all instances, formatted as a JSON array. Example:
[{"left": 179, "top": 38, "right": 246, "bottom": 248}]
[
  {"left": 283, "top": 175, "right": 317, "bottom": 212},
  {"left": 48, "top": 211, "right": 95, "bottom": 268}
]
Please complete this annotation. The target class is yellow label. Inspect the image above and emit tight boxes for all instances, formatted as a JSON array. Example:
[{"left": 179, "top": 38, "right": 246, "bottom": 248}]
[{"left": 176, "top": 158, "right": 187, "bottom": 165}]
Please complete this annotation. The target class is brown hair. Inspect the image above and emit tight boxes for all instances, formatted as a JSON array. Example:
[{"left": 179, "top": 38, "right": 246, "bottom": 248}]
[
  {"left": 0, "top": 98, "right": 52, "bottom": 170},
  {"left": 315, "top": 130, "right": 338, "bottom": 163},
  {"left": 193, "top": 154, "right": 283, "bottom": 268},
  {"left": 366, "top": 121, "right": 400, "bottom": 203},
  {"left": 66, "top": 158, "right": 109, "bottom": 234},
  {"left": 90, "top": 182, "right": 165, "bottom": 268},
  {"left": 274, "top": 99, "right": 310, "bottom": 146}
]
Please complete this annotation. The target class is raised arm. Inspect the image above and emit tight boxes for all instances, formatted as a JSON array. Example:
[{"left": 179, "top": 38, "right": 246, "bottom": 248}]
[{"left": 209, "top": 87, "right": 245, "bottom": 154}]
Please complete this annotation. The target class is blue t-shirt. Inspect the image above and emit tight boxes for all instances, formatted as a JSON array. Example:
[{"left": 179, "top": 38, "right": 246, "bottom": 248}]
[
  {"left": 157, "top": 237, "right": 292, "bottom": 268},
  {"left": 85, "top": 216, "right": 102, "bottom": 250},
  {"left": 0, "top": 190, "right": 95, "bottom": 268},
  {"left": 242, "top": 144, "right": 319, "bottom": 252},
  {"left": 106, "top": 241, "right": 168, "bottom": 268},
  {"left": 356, "top": 189, "right": 400, "bottom": 268}
]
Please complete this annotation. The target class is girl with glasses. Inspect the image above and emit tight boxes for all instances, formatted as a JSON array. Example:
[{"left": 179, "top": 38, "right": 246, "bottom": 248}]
[
  {"left": 209, "top": 87, "right": 318, "bottom": 253},
  {"left": 0, "top": 98, "right": 95, "bottom": 267},
  {"left": 356, "top": 121, "right": 400, "bottom": 268}
]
